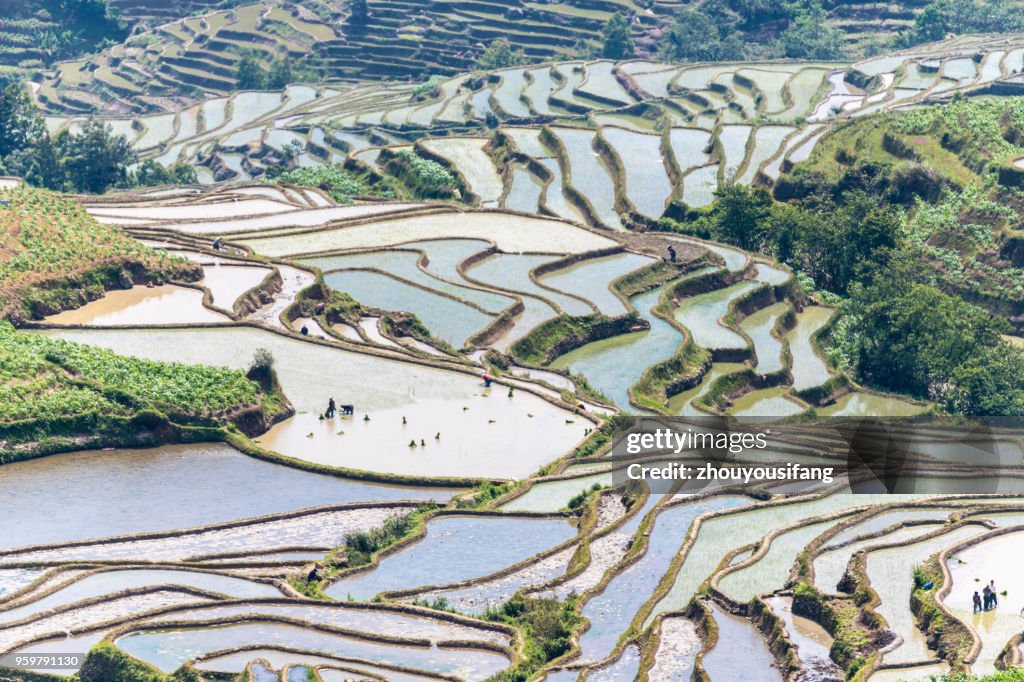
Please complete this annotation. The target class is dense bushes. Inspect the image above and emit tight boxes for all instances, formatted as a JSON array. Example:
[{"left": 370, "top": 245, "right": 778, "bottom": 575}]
[
  {"left": 269, "top": 163, "right": 369, "bottom": 204},
  {"left": 660, "top": 149, "right": 1024, "bottom": 416},
  {"left": 484, "top": 595, "right": 582, "bottom": 681}
]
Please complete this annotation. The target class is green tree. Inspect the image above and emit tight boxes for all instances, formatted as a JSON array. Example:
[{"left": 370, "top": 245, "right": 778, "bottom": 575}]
[
  {"left": 268, "top": 56, "right": 293, "bottom": 89},
  {"left": 348, "top": 0, "right": 369, "bottom": 25},
  {"left": 779, "top": 3, "right": 845, "bottom": 59},
  {"left": 659, "top": 8, "right": 744, "bottom": 62},
  {"left": 0, "top": 83, "right": 44, "bottom": 160},
  {"left": 131, "top": 159, "right": 198, "bottom": 187},
  {"left": 601, "top": 13, "right": 634, "bottom": 59},
  {"left": 709, "top": 184, "right": 772, "bottom": 251},
  {"left": 59, "top": 120, "right": 136, "bottom": 194},
  {"left": 476, "top": 40, "right": 526, "bottom": 71},
  {"left": 236, "top": 54, "right": 266, "bottom": 90},
  {"left": 25, "top": 135, "right": 65, "bottom": 191},
  {"left": 840, "top": 256, "right": 1010, "bottom": 404}
]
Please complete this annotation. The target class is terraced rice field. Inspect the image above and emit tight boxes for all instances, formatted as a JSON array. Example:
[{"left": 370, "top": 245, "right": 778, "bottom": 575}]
[{"left": 10, "top": 29, "right": 1024, "bottom": 682}]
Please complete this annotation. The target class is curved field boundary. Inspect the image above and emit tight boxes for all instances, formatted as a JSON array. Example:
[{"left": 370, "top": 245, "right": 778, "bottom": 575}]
[
  {"left": 933, "top": 524, "right": 1024, "bottom": 671},
  {"left": 382, "top": 485, "right": 613, "bottom": 602},
  {"left": 0, "top": 501, "right": 419, "bottom": 564},
  {"left": 319, "top": 509, "right": 577, "bottom": 600},
  {"left": 191, "top": 645, "right": 461, "bottom": 682}
]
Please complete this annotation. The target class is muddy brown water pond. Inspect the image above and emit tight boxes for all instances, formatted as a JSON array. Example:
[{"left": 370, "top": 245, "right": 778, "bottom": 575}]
[
  {"left": 326, "top": 515, "right": 576, "bottom": 601},
  {"left": 0, "top": 443, "right": 456, "bottom": 551},
  {"left": 40, "top": 327, "right": 584, "bottom": 479},
  {"left": 703, "top": 601, "right": 783, "bottom": 682},
  {"left": 45, "top": 285, "right": 228, "bottom": 326}
]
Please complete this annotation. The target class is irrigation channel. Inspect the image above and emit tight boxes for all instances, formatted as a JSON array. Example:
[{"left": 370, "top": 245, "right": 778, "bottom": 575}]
[{"left": 10, "top": 33, "right": 1024, "bottom": 681}]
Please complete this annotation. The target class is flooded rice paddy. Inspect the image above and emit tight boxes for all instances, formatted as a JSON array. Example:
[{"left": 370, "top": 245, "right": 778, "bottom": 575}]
[
  {"left": 326, "top": 515, "right": 575, "bottom": 600},
  {"left": 0, "top": 443, "right": 452, "bottom": 552},
  {"left": 39, "top": 326, "right": 584, "bottom": 479}
]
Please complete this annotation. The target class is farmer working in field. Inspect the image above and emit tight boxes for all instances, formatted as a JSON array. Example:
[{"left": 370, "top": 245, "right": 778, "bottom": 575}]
[{"left": 326, "top": 396, "right": 336, "bottom": 419}]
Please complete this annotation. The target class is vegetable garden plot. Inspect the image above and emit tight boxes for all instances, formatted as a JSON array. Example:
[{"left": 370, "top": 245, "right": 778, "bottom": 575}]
[
  {"left": 326, "top": 515, "right": 576, "bottom": 601},
  {"left": 44, "top": 285, "right": 228, "bottom": 326},
  {"left": 240, "top": 211, "right": 616, "bottom": 257},
  {"left": 44, "top": 327, "right": 585, "bottom": 479},
  {"left": 601, "top": 127, "right": 672, "bottom": 220},
  {"left": 0, "top": 442, "right": 450, "bottom": 552},
  {"left": 420, "top": 138, "right": 504, "bottom": 207}
]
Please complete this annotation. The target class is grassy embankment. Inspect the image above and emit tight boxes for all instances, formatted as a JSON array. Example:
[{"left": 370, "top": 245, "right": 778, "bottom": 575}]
[{"left": 0, "top": 188, "right": 290, "bottom": 460}]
